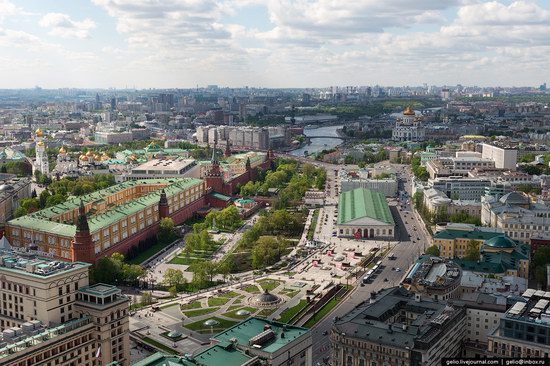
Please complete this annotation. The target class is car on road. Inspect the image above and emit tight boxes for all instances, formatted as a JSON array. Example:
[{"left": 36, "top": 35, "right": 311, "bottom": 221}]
[
  {"left": 322, "top": 330, "right": 328, "bottom": 335},
  {"left": 383, "top": 278, "right": 388, "bottom": 282},
  {"left": 395, "top": 268, "right": 401, "bottom": 272}
]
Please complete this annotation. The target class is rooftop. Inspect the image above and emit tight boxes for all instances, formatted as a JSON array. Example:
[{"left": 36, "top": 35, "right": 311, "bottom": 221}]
[
  {"left": 0, "top": 317, "right": 92, "bottom": 361},
  {"left": 433, "top": 225, "right": 503, "bottom": 241},
  {"left": 214, "top": 317, "right": 309, "bottom": 354},
  {"left": 337, "top": 188, "right": 394, "bottom": 225},
  {"left": 7, "top": 178, "right": 203, "bottom": 237},
  {"left": 0, "top": 249, "right": 89, "bottom": 278},
  {"left": 506, "top": 289, "right": 550, "bottom": 325},
  {"left": 403, "top": 255, "right": 461, "bottom": 291},
  {"left": 132, "top": 159, "right": 196, "bottom": 173}
]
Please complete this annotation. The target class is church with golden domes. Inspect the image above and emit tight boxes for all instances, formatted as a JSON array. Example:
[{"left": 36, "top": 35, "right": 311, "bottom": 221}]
[
  {"left": 33, "top": 128, "right": 49, "bottom": 176},
  {"left": 392, "top": 106, "right": 426, "bottom": 142}
]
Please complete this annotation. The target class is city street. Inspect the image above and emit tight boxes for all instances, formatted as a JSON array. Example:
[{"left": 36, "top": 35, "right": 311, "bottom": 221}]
[{"left": 311, "top": 163, "right": 431, "bottom": 366}]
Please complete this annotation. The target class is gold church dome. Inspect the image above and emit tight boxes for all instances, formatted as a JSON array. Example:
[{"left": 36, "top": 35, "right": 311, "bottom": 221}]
[
  {"left": 35, "top": 128, "right": 43, "bottom": 137},
  {"left": 403, "top": 106, "right": 415, "bottom": 116},
  {"left": 59, "top": 146, "right": 66, "bottom": 154}
]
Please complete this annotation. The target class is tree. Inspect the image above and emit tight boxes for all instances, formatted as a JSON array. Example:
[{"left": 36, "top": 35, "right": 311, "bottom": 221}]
[
  {"left": 141, "top": 291, "right": 153, "bottom": 306},
  {"left": 163, "top": 268, "right": 185, "bottom": 288},
  {"left": 13, "top": 207, "right": 27, "bottom": 218},
  {"left": 534, "top": 266, "right": 548, "bottom": 289},
  {"left": 465, "top": 240, "right": 480, "bottom": 261},
  {"left": 169, "top": 286, "right": 178, "bottom": 297},
  {"left": 122, "top": 263, "right": 145, "bottom": 283},
  {"left": 93, "top": 256, "right": 123, "bottom": 284},
  {"left": 20, "top": 198, "right": 39, "bottom": 212},
  {"left": 158, "top": 217, "right": 175, "bottom": 242},
  {"left": 426, "top": 245, "right": 440, "bottom": 256}
]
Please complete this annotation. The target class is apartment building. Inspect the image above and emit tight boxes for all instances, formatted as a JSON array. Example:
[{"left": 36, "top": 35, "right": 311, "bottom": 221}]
[{"left": 429, "top": 176, "right": 492, "bottom": 201}]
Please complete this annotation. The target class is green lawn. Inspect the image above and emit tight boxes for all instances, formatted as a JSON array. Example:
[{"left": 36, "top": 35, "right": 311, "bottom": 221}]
[
  {"left": 256, "top": 308, "right": 277, "bottom": 317},
  {"left": 160, "top": 303, "right": 179, "bottom": 310},
  {"left": 243, "top": 285, "right": 260, "bottom": 294},
  {"left": 227, "top": 305, "right": 241, "bottom": 312},
  {"left": 184, "top": 317, "right": 238, "bottom": 332},
  {"left": 257, "top": 279, "right": 282, "bottom": 292},
  {"left": 207, "top": 296, "right": 230, "bottom": 307},
  {"left": 181, "top": 301, "right": 202, "bottom": 310},
  {"left": 182, "top": 307, "right": 219, "bottom": 318},
  {"left": 304, "top": 297, "right": 341, "bottom": 328},
  {"left": 307, "top": 209, "right": 320, "bottom": 241},
  {"left": 278, "top": 300, "right": 308, "bottom": 324},
  {"left": 142, "top": 337, "right": 179, "bottom": 355},
  {"left": 127, "top": 233, "right": 180, "bottom": 265},
  {"left": 168, "top": 256, "right": 201, "bottom": 265},
  {"left": 279, "top": 289, "right": 300, "bottom": 298},
  {"left": 222, "top": 307, "right": 257, "bottom": 320},
  {"left": 220, "top": 291, "right": 239, "bottom": 298}
]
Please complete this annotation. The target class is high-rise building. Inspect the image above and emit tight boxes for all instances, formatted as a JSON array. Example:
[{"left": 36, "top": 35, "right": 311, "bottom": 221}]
[{"left": 0, "top": 250, "right": 130, "bottom": 365}]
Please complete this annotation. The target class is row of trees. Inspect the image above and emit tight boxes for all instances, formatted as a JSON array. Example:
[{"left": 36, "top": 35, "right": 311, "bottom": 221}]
[
  {"left": 413, "top": 192, "right": 481, "bottom": 226},
  {"left": 411, "top": 156, "right": 429, "bottom": 181},
  {"left": 0, "top": 161, "right": 32, "bottom": 176},
  {"left": 91, "top": 253, "right": 145, "bottom": 285},
  {"left": 343, "top": 148, "right": 389, "bottom": 166}
]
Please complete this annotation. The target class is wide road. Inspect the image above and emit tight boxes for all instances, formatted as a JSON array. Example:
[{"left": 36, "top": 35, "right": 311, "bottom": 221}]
[{"left": 311, "top": 163, "right": 431, "bottom": 366}]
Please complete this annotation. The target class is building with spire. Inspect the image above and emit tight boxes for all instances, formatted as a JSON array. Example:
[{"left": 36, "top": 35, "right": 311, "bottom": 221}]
[
  {"left": 392, "top": 106, "right": 426, "bottom": 142},
  {"left": 33, "top": 128, "right": 49, "bottom": 176}
]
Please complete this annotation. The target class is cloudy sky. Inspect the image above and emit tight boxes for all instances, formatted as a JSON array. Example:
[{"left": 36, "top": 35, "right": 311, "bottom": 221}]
[{"left": 0, "top": 0, "right": 549, "bottom": 88}]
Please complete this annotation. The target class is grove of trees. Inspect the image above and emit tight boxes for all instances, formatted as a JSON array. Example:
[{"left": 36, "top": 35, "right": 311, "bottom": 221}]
[
  {"left": 91, "top": 253, "right": 145, "bottom": 285},
  {"left": 205, "top": 205, "right": 242, "bottom": 232}
]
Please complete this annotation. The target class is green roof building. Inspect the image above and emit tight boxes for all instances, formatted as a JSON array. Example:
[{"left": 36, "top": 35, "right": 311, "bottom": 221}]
[
  {"left": 133, "top": 317, "right": 311, "bottom": 366},
  {"left": 336, "top": 188, "right": 395, "bottom": 239}
]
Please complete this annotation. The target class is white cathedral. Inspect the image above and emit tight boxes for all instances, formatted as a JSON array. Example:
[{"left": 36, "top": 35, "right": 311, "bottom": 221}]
[
  {"left": 34, "top": 128, "right": 49, "bottom": 176},
  {"left": 392, "top": 106, "right": 426, "bottom": 142}
]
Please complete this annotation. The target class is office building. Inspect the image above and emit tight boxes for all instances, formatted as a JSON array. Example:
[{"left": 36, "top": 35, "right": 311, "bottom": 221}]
[
  {"left": 428, "top": 177, "right": 491, "bottom": 201},
  {"left": 331, "top": 287, "right": 465, "bottom": 366},
  {"left": 482, "top": 143, "right": 518, "bottom": 171},
  {"left": 487, "top": 289, "right": 550, "bottom": 359},
  {"left": 127, "top": 159, "right": 196, "bottom": 180},
  {"left": 339, "top": 169, "right": 398, "bottom": 197},
  {"left": 0, "top": 175, "right": 32, "bottom": 227}
]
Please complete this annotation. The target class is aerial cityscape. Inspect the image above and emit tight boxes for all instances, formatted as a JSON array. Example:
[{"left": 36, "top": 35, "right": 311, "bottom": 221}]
[{"left": 1, "top": 1, "right": 550, "bottom": 366}]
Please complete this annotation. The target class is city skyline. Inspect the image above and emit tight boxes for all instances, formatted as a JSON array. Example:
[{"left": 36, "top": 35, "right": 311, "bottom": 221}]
[{"left": 0, "top": 0, "right": 549, "bottom": 88}]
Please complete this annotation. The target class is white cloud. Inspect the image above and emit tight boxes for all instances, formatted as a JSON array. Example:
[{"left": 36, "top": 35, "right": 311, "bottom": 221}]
[
  {"left": 0, "top": 0, "right": 19, "bottom": 21},
  {"left": 39, "top": 13, "right": 95, "bottom": 39}
]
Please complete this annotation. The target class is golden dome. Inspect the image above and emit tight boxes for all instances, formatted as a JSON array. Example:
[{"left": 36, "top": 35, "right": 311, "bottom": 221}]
[
  {"left": 403, "top": 106, "right": 415, "bottom": 116},
  {"left": 94, "top": 154, "right": 101, "bottom": 160},
  {"left": 101, "top": 152, "right": 110, "bottom": 161},
  {"left": 86, "top": 150, "right": 94, "bottom": 157},
  {"left": 59, "top": 146, "right": 66, "bottom": 154},
  {"left": 35, "top": 128, "right": 43, "bottom": 137},
  {"left": 79, "top": 154, "right": 88, "bottom": 161},
  {"left": 37, "top": 141, "right": 45, "bottom": 147}
]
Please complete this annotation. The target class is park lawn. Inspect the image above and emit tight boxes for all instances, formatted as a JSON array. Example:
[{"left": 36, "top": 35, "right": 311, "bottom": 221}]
[
  {"left": 226, "top": 305, "right": 241, "bottom": 312},
  {"left": 168, "top": 256, "right": 201, "bottom": 265},
  {"left": 127, "top": 233, "right": 180, "bottom": 265},
  {"left": 207, "top": 296, "right": 230, "bottom": 307},
  {"left": 181, "top": 301, "right": 202, "bottom": 310},
  {"left": 307, "top": 209, "right": 320, "bottom": 241},
  {"left": 222, "top": 306, "right": 257, "bottom": 320},
  {"left": 304, "top": 297, "right": 340, "bottom": 328},
  {"left": 160, "top": 303, "right": 179, "bottom": 310},
  {"left": 232, "top": 298, "right": 242, "bottom": 305},
  {"left": 184, "top": 317, "right": 238, "bottom": 332},
  {"left": 243, "top": 285, "right": 260, "bottom": 294},
  {"left": 256, "top": 308, "right": 277, "bottom": 317},
  {"left": 182, "top": 307, "right": 219, "bottom": 318},
  {"left": 279, "top": 289, "right": 300, "bottom": 298},
  {"left": 142, "top": 337, "right": 179, "bottom": 355},
  {"left": 278, "top": 300, "right": 308, "bottom": 324},
  {"left": 220, "top": 291, "right": 239, "bottom": 298},
  {"left": 257, "top": 279, "right": 282, "bottom": 292}
]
